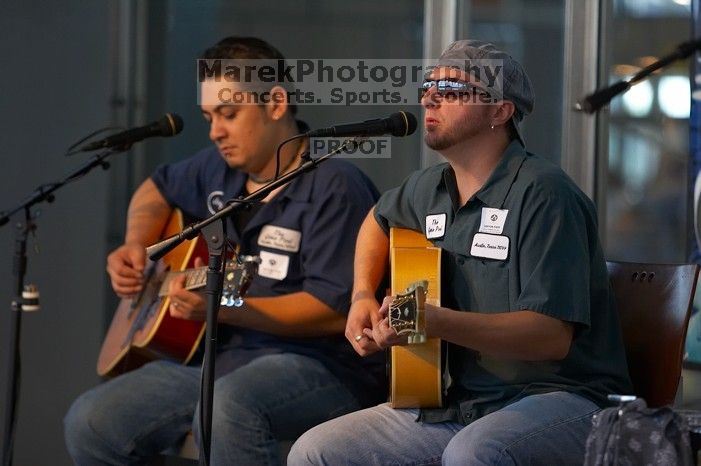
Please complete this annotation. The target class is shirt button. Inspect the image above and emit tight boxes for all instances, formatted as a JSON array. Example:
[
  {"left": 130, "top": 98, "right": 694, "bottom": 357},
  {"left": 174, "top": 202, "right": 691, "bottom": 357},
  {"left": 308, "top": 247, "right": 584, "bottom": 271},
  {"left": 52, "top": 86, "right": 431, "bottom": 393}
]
[{"left": 458, "top": 258, "right": 465, "bottom": 265}]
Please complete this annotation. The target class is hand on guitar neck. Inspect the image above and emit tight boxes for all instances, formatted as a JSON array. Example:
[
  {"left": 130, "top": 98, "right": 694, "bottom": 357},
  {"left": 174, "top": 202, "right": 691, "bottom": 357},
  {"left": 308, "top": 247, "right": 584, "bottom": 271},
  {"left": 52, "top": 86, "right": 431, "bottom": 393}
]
[
  {"left": 359, "top": 296, "right": 411, "bottom": 349},
  {"left": 388, "top": 281, "right": 428, "bottom": 344},
  {"left": 166, "top": 257, "right": 208, "bottom": 321},
  {"left": 361, "top": 282, "right": 430, "bottom": 349}
]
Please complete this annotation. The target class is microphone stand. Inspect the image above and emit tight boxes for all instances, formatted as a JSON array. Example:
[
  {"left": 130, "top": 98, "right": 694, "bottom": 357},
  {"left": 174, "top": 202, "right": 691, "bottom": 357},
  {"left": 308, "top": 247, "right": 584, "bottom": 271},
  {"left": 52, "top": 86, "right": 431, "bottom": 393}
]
[
  {"left": 2, "top": 207, "right": 32, "bottom": 466},
  {"left": 1, "top": 147, "right": 123, "bottom": 466},
  {"left": 146, "top": 138, "right": 360, "bottom": 466},
  {"left": 576, "top": 37, "right": 701, "bottom": 114}
]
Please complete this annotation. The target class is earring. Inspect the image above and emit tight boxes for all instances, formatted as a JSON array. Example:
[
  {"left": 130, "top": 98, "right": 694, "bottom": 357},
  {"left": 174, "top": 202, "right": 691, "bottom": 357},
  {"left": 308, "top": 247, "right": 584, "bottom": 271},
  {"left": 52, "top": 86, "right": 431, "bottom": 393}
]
[{"left": 490, "top": 124, "right": 495, "bottom": 130}]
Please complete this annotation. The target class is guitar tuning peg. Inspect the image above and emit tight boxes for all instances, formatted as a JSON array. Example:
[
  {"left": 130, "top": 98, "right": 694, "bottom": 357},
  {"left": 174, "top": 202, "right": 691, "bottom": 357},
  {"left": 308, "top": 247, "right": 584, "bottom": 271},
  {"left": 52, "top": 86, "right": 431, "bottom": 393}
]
[{"left": 220, "top": 294, "right": 245, "bottom": 308}]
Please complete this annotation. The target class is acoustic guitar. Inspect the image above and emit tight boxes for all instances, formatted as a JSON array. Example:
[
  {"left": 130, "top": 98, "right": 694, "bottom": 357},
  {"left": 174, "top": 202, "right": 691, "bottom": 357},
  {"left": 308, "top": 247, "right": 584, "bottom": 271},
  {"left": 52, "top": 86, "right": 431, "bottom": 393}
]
[
  {"left": 97, "top": 209, "right": 259, "bottom": 377},
  {"left": 388, "top": 227, "right": 443, "bottom": 408}
]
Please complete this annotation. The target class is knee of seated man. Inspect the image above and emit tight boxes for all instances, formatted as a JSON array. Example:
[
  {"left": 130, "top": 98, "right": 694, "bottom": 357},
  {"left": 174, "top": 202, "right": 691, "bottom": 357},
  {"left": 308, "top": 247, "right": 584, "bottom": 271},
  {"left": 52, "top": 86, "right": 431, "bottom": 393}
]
[
  {"left": 200, "top": 384, "right": 270, "bottom": 438},
  {"left": 287, "top": 431, "right": 324, "bottom": 466},
  {"left": 211, "top": 375, "right": 268, "bottom": 416},
  {"left": 64, "top": 391, "right": 109, "bottom": 451},
  {"left": 442, "top": 422, "right": 513, "bottom": 466}
]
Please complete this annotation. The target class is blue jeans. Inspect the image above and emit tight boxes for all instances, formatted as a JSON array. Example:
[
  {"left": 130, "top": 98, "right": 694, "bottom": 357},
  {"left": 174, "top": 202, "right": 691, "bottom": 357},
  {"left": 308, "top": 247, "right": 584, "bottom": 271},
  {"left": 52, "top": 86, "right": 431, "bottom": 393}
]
[
  {"left": 288, "top": 391, "right": 599, "bottom": 466},
  {"left": 64, "top": 354, "right": 361, "bottom": 466}
]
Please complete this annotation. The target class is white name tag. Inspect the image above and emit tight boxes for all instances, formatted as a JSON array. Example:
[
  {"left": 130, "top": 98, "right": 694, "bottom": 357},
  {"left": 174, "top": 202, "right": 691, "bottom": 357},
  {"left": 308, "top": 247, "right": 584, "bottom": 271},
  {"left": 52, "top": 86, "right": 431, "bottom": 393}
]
[
  {"left": 479, "top": 208, "right": 509, "bottom": 235},
  {"left": 425, "top": 213, "right": 447, "bottom": 239},
  {"left": 258, "top": 250, "right": 290, "bottom": 280},
  {"left": 257, "top": 225, "right": 301, "bottom": 253},
  {"left": 470, "top": 233, "right": 509, "bottom": 260}
]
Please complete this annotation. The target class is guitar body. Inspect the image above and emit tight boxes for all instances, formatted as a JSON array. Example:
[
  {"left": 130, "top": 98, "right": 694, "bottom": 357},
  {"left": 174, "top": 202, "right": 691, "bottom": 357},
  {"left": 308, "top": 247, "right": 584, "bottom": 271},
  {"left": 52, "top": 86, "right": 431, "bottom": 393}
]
[
  {"left": 389, "top": 228, "right": 442, "bottom": 408},
  {"left": 97, "top": 210, "right": 207, "bottom": 377}
]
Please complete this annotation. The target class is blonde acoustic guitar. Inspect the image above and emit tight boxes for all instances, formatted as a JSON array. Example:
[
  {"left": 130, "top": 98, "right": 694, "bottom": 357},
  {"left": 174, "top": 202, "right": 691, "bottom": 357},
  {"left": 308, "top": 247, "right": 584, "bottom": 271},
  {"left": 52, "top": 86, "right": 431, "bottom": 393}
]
[{"left": 388, "top": 227, "right": 442, "bottom": 408}]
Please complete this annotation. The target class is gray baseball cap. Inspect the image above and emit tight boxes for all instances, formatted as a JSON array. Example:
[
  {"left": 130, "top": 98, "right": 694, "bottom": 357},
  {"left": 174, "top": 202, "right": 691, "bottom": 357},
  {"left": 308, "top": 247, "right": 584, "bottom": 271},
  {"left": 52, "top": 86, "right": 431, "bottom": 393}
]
[{"left": 435, "top": 40, "right": 534, "bottom": 145}]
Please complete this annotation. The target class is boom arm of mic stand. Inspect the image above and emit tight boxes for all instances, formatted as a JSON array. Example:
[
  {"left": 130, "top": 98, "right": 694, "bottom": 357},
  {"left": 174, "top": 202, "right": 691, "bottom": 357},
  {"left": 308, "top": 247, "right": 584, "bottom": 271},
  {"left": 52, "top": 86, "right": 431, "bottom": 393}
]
[
  {"left": 576, "top": 36, "right": 701, "bottom": 114},
  {"left": 146, "top": 138, "right": 358, "bottom": 262},
  {"left": 0, "top": 147, "right": 121, "bottom": 227}
]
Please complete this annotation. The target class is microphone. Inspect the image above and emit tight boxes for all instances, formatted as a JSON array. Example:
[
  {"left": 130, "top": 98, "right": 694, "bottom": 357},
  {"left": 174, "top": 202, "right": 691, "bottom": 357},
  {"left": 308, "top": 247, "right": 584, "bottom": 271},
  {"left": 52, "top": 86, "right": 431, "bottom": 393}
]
[
  {"left": 80, "top": 113, "right": 184, "bottom": 151},
  {"left": 576, "top": 37, "right": 701, "bottom": 114},
  {"left": 575, "top": 81, "right": 630, "bottom": 114},
  {"left": 306, "top": 111, "right": 417, "bottom": 138}
]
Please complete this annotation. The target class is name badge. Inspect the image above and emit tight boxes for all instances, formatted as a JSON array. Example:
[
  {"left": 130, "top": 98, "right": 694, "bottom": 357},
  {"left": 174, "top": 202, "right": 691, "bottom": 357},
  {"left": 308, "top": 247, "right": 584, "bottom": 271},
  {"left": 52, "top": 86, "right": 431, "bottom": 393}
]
[
  {"left": 479, "top": 208, "right": 508, "bottom": 235},
  {"left": 425, "top": 213, "right": 447, "bottom": 239},
  {"left": 257, "top": 225, "right": 301, "bottom": 253},
  {"left": 257, "top": 250, "right": 290, "bottom": 281},
  {"left": 470, "top": 233, "right": 509, "bottom": 260}
]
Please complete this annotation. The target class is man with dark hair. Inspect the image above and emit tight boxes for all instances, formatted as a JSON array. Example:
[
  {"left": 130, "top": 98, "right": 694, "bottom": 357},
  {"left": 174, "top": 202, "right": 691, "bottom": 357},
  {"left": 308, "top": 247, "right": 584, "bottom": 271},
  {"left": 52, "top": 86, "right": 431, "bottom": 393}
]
[
  {"left": 288, "top": 40, "right": 631, "bottom": 465},
  {"left": 200, "top": 36, "right": 300, "bottom": 116},
  {"left": 64, "top": 36, "right": 385, "bottom": 465}
]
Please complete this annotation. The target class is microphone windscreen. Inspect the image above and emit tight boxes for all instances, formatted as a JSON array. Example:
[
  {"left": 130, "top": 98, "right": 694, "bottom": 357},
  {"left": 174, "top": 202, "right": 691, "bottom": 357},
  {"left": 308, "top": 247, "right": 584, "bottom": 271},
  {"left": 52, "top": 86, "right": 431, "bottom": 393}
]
[
  {"left": 160, "top": 113, "right": 184, "bottom": 136},
  {"left": 389, "top": 111, "right": 417, "bottom": 137}
]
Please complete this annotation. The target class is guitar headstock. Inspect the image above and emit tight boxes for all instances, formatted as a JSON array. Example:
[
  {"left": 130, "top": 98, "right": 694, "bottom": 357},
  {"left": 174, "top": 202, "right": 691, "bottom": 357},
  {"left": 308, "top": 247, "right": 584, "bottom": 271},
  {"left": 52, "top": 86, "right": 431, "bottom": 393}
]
[
  {"left": 389, "top": 280, "right": 428, "bottom": 344},
  {"left": 221, "top": 255, "right": 261, "bottom": 307}
]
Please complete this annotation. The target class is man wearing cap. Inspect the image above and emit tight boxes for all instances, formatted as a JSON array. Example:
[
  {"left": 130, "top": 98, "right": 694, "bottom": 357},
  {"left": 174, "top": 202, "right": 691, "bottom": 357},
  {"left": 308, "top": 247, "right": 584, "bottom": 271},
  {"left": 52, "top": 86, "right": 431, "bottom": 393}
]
[{"left": 288, "top": 40, "right": 631, "bottom": 465}]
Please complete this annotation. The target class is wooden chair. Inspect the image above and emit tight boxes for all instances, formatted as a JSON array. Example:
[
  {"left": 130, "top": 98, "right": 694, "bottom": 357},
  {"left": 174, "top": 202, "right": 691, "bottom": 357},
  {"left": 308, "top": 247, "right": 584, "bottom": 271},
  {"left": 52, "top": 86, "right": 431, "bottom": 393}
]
[{"left": 606, "top": 261, "right": 700, "bottom": 407}]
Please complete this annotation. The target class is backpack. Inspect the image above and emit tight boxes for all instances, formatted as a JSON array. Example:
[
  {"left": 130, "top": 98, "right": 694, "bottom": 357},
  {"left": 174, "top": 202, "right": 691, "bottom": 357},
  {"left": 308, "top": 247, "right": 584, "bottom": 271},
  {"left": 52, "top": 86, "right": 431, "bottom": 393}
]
[{"left": 583, "top": 398, "right": 693, "bottom": 466}]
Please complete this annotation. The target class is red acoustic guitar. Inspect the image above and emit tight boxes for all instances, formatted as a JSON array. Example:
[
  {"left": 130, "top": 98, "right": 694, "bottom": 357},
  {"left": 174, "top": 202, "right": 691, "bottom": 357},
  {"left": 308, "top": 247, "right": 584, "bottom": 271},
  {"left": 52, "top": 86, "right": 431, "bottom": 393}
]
[{"left": 97, "top": 209, "right": 258, "bottom": 377}]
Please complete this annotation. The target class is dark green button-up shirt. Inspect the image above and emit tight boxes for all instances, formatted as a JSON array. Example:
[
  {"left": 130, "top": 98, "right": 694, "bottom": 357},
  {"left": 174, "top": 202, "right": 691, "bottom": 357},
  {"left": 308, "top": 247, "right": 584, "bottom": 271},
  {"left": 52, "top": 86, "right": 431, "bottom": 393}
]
[{"left": 375, "top": 141, "right": 632, "bottom": 424}]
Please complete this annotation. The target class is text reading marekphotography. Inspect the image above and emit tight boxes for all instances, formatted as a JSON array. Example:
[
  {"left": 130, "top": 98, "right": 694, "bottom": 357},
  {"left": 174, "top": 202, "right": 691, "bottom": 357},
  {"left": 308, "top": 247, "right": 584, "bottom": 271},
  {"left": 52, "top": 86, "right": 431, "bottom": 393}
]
[{"left": 197, "top": 58, "right": 505, "bottom": 106}]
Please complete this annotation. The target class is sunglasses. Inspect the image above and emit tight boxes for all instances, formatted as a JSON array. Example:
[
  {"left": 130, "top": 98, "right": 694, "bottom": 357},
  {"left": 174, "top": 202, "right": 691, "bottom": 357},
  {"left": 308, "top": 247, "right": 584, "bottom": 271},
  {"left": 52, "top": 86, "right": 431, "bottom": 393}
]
[{"left": 420, "top": 79, "right": 490, "bottom": 100}]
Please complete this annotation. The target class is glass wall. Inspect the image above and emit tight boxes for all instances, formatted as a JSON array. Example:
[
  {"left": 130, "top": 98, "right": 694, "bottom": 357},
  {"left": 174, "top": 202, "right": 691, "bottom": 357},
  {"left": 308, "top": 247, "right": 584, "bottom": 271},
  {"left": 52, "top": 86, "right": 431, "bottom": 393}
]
[
  {"left": 458, "top": 0, "right": 566, "bottom": 164},
  {"left": 603, "top": 0, "right": 691, "bottom": 262},
  {"left": 134, "top": 0, "right": 692, "bottom": 263}
]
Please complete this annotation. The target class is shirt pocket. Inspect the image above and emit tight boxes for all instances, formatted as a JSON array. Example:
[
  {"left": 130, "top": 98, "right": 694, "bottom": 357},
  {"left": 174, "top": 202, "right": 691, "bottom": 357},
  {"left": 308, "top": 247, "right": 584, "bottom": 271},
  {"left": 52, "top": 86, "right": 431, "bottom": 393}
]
[{"left": 460, "top": 258, "right": 511, "bottom": 312}]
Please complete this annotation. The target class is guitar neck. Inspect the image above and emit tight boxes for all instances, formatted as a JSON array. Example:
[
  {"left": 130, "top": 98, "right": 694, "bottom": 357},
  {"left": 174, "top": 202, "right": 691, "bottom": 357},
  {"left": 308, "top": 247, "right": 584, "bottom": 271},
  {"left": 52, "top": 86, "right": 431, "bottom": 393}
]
[{"left": 158, "top": 267, "right": 208, "bottom": 297}]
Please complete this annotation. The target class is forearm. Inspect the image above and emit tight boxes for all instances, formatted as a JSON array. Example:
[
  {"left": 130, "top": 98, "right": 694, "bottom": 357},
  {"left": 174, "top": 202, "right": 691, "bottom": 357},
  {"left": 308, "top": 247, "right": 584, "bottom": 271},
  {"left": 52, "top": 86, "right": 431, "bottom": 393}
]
[
  {"left": 426, "top": 307, "right": 574, "bottom": 360},
  {"left": 124, "top": 178, "right": 172, "bottom": 245},
  {"left": 351, "top": 209, "right": 389, "bottom": 303},
  {"left": 219, "top": 291, "right": 346, "bottom": 337}
]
